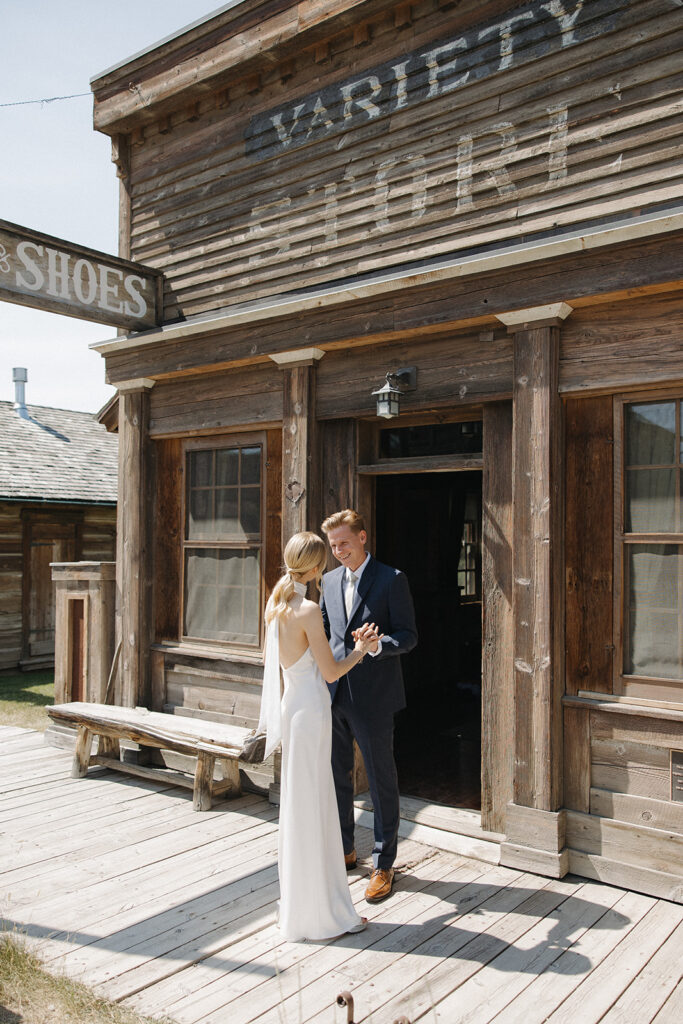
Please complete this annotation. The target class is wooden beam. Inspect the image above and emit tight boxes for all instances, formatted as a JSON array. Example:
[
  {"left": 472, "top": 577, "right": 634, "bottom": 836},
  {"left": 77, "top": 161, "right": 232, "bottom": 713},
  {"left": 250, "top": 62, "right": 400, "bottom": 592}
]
[
  {"left": 509, "top": 318, "right": 565, "bottom": 812},
  {"left": 118, "top": 383, "right": 154, "bottom": 708},
  {"left": 279, "top": 360, "right": 320, "bottom": 544},
  {"left": 481, "top": 400, "right": 513, "bottom": 834}
]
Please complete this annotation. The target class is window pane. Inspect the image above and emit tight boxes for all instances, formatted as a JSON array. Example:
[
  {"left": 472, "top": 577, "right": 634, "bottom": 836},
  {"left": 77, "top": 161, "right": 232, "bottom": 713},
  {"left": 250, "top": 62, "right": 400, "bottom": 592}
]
[
  {"left": 240, "top": 486, "right": 261, "bottom": 535},
  {"left": 216, "top": 448, "right": 239, "bottom": 486},
  {"left": 184, "top": 548, "right": 260, "bottom": 643},
  {"left": 184, "top": 550, "right": 218, "bottom": 637},
  {"left": 190, "top": 450, "right": 214, "bottom": 487},
  {"left": 215, "top": 487, "right": 239, "bottom": 533},
  {"left": 625, "top": 469, "right": 676, "bottom": 533},
  {"left": 625, "top": 402, "right": 675, "bottom": 466},
  {"left": 379, "top": 421, "right": 483, "bottom": 459},
  {"left": 241, "top": 447, "right": 261, "bottom": 485},
  {"left": 626, "top": 544, "right": 682, "bottom": 680},
  {"left": 188, "top": 488, "right": 212, "bottom": 539}
]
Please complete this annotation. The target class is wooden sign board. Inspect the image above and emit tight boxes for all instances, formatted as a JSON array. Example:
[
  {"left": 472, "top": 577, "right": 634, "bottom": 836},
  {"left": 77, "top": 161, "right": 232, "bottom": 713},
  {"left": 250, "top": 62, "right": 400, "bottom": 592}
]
[{"left": 0, "top": 220, "right": 163, "bottom": 330}]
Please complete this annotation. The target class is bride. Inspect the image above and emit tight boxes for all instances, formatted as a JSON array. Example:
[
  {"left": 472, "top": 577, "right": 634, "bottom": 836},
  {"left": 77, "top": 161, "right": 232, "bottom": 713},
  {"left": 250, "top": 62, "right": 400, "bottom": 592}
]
[{"left": 258, "top": 531, "right": 380, "bottom": 942}]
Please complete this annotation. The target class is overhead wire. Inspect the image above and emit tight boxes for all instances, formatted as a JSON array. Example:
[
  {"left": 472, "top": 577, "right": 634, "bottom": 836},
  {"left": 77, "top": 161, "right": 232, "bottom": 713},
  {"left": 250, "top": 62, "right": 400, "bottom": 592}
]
[{"left": 0, "top": 92, "right": 90, "bottom": 108}]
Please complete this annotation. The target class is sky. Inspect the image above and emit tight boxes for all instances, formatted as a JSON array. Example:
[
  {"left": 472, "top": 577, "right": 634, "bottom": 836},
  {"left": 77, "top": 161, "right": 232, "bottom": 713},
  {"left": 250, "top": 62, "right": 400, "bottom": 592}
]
[{"left": 1, "top": 0, "right": 229, "bottom": 413}]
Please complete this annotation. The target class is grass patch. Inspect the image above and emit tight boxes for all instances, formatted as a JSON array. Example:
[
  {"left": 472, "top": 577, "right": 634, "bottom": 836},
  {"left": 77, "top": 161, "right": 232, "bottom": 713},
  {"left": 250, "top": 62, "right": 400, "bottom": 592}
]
[
  {"left": 0, "top": 670, "right": 54, "bottom": 731},
  {"left": 0, "top": 933, "right": 174, "bottom": 1024}
]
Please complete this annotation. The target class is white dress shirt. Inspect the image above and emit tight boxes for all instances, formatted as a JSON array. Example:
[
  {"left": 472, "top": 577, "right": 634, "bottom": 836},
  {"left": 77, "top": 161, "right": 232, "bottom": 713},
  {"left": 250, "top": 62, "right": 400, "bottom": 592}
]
[{"left": 346, "top": 553, "right": 381, "bottom": 656}]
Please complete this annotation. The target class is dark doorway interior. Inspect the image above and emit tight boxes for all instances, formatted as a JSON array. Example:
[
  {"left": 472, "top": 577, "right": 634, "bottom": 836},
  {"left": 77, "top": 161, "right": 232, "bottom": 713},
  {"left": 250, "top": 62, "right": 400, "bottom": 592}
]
[{"left": 375, "top": 471, "right": 482, "bottom": 809}]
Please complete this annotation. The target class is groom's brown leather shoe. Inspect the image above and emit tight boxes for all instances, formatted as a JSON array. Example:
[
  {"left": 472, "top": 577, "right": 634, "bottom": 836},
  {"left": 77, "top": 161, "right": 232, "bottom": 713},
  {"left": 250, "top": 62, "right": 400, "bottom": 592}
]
[
  {"left": 344, "top": 849, "right": 357, "bottom": 870},
  {"left": 365, "top": 868, "right": 394, "bottom": 902}
]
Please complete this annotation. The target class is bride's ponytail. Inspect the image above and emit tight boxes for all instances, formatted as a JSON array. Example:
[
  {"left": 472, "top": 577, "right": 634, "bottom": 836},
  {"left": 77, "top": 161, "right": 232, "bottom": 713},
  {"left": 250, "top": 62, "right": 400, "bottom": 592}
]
[
  {"left": 266, "top": 571, "right": 295, "bottom": 623},
  {"left": 265, "top": 531, "right": 327, "bottom": 624}
]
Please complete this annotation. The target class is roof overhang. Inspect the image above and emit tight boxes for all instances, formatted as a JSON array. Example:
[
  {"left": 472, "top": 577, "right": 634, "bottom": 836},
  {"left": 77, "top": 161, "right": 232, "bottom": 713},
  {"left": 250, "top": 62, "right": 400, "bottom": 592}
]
[
  {"left": 90, "top": 0, "right": 402, "bottom": 134},
  {"left": 90, "top": 208, "right": 683, "bottom": 359}
]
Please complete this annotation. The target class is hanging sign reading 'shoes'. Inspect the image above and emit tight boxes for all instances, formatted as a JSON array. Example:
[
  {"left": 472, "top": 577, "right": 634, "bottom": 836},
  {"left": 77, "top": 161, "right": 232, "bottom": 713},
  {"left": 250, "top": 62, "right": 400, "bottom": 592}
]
[{"left": 0, "top": 220, "right": 163, "bottom": 330}]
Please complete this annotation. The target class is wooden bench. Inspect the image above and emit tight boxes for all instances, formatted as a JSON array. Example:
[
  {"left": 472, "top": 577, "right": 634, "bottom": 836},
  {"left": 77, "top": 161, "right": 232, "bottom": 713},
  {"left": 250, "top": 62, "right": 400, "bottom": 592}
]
[{"left": 48, "top": 702, "right": 254, "bottom": 811}]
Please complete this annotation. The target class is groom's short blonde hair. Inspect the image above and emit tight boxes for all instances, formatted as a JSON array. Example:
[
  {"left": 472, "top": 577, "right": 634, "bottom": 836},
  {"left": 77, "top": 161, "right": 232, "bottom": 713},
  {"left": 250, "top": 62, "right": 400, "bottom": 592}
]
[{"left": 321, "top": 508, "right": 366, "bottom": 535}]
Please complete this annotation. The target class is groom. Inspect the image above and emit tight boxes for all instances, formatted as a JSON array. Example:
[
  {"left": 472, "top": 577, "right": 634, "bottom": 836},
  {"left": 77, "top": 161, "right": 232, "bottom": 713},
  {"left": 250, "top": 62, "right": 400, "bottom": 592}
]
[{"left": 320, "top": 509, "right": 417, "bottom": 902}]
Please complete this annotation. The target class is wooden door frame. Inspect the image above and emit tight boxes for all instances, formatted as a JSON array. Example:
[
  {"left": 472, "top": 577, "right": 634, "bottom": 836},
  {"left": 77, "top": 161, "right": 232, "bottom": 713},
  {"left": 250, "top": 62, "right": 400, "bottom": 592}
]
[
  {"left": 354, "top": 407, "right": 512, "bottom": 839},
  {"left": 20, "top": 508, "right": 82, "bottom": 664}
]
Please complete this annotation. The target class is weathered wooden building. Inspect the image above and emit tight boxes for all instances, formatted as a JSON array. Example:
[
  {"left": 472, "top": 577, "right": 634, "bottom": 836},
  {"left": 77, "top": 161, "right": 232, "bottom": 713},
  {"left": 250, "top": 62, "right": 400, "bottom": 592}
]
[
  {"left": 0, "top": 370, "right": 117, "bottom": 672},
  {"left": 89, "top": 0, "right": 683, "bottom": 901}
]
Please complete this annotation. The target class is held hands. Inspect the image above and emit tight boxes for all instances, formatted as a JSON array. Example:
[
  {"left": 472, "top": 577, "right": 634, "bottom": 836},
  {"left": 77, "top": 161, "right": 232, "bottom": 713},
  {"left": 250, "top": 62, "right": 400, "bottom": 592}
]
[{"left": 353, "top": 621, "right": 384, "bottom": 657}]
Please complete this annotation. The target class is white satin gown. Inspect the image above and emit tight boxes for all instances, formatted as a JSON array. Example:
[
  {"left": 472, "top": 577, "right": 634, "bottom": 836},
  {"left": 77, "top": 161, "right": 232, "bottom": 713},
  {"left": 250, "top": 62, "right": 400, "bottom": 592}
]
[
  {"left": 257, "top": 591, "right": 363, "bottom": 942},
  {"left": 278, "top": 642, "right": 363, "bottom": 941}
]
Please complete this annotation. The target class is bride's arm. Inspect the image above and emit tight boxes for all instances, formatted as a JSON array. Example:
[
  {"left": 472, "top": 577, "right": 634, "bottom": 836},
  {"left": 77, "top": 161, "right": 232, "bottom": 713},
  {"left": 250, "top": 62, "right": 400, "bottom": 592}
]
[{"left": 301, "top": 603, "right": 371, "bottom": 683}]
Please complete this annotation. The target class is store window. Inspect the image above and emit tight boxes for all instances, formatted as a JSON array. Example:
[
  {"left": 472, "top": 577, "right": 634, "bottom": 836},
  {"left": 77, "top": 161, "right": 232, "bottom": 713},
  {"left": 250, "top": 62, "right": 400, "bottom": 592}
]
[
  {"left": 182, "top": 436, "right": 263, "bottom": 647},
  {"left": 619, "top": 396, "right": 683, "bottom": 698}
]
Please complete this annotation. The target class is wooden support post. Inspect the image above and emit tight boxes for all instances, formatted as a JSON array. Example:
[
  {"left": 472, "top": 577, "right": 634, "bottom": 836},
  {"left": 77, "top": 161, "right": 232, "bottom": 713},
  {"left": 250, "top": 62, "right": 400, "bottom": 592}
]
[
  {"left": 111, "top": 135, "right": 131, "bottom": 262},
  {"left": 193, "top": 749, "right": 216, "bottom": 811},
  {"left": 271, "top": 348, "right": 324, "bottom": 545},
  {"left": 481, "top": 400, "right": 514, "bottom": 834},
  {"left": 117, "top": 380, "right": 155, "bottom": 709},
  {"left": 72, "top": 725, "right": 93, "bottom": 778},
  {"left": 496, "top": 303, "right": 571, "bottom": 875},
  {"left": 270, "top": 349, "right": 324, "bottom": 802}
]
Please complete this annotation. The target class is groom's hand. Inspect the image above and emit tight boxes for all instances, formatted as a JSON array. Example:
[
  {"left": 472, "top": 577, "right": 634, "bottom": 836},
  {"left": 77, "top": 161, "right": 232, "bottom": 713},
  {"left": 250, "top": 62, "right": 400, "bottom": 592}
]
[{"left": 353, "top": 622, "right": 383, "bottom": 654}]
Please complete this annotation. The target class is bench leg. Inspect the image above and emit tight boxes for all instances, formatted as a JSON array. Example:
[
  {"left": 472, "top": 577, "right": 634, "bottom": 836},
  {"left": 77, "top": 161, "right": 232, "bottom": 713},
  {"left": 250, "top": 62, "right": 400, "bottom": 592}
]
[
  {"left": 194, "top": 749, "right": 215, "bottom": 811},
  {"left": 72, "top": 726, "right": 94, "bottom": 778},
  {"left": 216, "top": 758, "right": 241, "bottom": 800},
  {"left": 97, "top": 735, "right": 120, "bottom": 759}
]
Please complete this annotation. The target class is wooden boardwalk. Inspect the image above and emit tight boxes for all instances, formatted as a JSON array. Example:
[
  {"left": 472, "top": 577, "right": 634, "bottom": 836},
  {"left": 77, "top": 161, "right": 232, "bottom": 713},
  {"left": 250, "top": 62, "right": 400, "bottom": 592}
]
[{"left": 1, "top": 725, "right": 681, "bottom": 1024}]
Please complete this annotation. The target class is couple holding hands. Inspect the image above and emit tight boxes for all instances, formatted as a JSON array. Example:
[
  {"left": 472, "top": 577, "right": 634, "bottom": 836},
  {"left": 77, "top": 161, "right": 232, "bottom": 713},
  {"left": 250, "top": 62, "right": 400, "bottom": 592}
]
[{"left": 258, "top": 508, "right": 417, "bottom": 942}]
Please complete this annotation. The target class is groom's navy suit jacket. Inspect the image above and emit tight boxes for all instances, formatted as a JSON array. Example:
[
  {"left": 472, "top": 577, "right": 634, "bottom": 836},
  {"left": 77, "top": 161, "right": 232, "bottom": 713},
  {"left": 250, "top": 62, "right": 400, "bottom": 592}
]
[{"left": 320, "top": 556, "right": 417, "bottom": 724}]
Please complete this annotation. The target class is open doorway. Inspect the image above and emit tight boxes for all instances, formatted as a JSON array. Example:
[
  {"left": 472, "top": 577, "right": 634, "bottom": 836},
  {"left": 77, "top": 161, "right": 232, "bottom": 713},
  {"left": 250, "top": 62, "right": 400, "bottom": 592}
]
[{"left": 375, "top": 470, "right": 482, "bottom": 809}]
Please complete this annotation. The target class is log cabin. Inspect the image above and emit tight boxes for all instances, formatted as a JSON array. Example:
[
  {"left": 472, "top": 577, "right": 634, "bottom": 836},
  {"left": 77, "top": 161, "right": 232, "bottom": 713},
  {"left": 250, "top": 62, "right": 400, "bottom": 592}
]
[
  {"left": 0, "top": 369, "right": 117, "bottom": 672},
  {"left": 87, "top": 0, "right": 683, "bottom": 900}
]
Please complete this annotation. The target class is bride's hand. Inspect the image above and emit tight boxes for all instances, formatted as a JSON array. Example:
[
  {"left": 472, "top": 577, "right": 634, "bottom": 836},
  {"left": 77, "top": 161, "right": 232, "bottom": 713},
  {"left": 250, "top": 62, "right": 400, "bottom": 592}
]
[
  {"left": 354, "top": 635, "right": 373, "bottom": 656},
  {"left": 353, "top": 622, "right": 384, "bottom": 656}
]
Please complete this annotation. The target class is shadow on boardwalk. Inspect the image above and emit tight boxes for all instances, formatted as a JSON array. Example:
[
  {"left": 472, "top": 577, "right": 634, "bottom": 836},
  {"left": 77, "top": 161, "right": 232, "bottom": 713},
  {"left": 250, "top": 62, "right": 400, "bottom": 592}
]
[{"left": 1, "top": 728, "right": 682, "bottom": 1024}]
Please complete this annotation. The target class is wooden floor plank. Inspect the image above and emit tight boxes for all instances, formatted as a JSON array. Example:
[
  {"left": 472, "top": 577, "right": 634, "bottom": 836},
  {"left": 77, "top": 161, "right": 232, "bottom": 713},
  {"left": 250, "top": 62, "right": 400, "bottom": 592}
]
[
  {"left": 650, "top": 977, "right": 683, "bottom": 1024},
  {"left": 327, "top": 878, "right": 625, "bottom": 1024},
  {"left": 6, "top": 805, "right": 280, "bottom": 926},
  {"left": 125, "top": 849, "right": 456, "bottom": 1021},
  {"left": 4, "top": 738, "right": 681, "bottom": 1024},
  {"left": 366, "top": 877, "right": 579, "bottom": 1024},
  {"left": 543, "top": 900, "right": 683, "bottom": 1024},
  {"left": 103, "top": 838, "right": 438, "bottom": 1005},
  {"left": 281, "top": 869, "right": 541, "bottom": 1024},
  {"left": 0, "top": 726, "right": 37, "bottom": 739},
  {"left": 488, "top": 888, "right": 657, "bottom": 1024},
  {"left": 598, "top": 918, "right": 683, "bottom": 1023},
  {"left": 123, "top": 837, "right": 441, "bottom": 1017}
]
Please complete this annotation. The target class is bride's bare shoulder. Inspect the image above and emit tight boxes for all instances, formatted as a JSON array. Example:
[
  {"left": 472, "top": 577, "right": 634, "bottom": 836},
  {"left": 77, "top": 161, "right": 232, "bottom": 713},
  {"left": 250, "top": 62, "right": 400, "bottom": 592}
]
[{"left": 298, "top": 599, "right": 323, "bottom": 620}]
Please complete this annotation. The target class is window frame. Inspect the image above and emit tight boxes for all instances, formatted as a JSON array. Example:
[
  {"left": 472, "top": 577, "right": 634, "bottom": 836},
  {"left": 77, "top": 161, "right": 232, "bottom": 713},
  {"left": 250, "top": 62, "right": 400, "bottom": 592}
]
[
  {"left": 614, "top": 389, "right": 683, "bottom": 703},
  {"left": 180, "top": 431, "right": 266, "bottom": 652}
]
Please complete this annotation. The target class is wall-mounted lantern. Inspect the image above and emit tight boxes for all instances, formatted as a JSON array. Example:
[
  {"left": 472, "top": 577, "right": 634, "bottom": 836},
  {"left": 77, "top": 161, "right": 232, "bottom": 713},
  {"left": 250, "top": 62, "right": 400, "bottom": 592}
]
[{"left": 371, "top": 366, "right": 417, "bottom": 419}]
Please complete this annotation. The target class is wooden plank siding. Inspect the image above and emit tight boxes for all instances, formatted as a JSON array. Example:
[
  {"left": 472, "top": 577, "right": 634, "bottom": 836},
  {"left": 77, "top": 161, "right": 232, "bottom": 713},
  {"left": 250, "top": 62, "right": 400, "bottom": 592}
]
[
  {"left": 0, "top": 503, "right": 115, "bottom": 673},
  {"left": 102, "top": 231, "right": 683, "bottom": 388},
  {"left": 147, "top": 363, "right": 283, "bottom": 437},
  {"left": 0, "top": 503, "right": 23, "bottom": 670},
  {"left": 92, "top": 0, "right": 683, "bottom": 321},
  {"left": 564, "top": 395, "right": 613, "bottom": 697},
  {"left": 560, "top": 700, "right": 683, "bottom": 899}
]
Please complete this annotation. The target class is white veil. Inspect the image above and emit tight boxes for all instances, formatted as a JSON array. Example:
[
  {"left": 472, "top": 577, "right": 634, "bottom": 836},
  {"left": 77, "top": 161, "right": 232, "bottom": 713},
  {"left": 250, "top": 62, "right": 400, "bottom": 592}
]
[{"left": 257, "top": 615, "right": 282, "bottom": 758}]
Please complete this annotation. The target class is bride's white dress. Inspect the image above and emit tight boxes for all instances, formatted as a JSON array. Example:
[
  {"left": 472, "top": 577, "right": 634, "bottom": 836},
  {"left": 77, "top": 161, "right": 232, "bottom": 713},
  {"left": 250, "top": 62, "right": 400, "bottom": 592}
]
[
  {"left": 278, "top": 643, "right": 363, "bottom": 941},
  {"left": 258, "top": 591, "right": 363, "bottom": 942}
]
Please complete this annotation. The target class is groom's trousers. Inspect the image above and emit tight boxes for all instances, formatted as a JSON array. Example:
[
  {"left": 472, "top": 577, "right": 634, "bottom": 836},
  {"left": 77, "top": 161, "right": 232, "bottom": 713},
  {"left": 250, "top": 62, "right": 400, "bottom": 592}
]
[{"left": 331, "top": 678, "right": 400, "bottom": 872}]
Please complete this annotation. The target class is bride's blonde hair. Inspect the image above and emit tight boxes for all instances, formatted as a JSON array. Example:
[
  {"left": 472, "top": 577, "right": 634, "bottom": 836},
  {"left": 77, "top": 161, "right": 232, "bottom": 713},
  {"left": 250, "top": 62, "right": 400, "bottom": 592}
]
[{"left": 265, "top": 531, "right": 328, "bottom": 623}]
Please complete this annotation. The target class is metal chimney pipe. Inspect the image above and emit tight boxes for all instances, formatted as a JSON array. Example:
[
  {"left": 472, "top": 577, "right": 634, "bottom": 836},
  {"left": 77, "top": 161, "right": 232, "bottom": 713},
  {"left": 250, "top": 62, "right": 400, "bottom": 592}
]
[{"left": 12, "top": 367, "right": 29, "bottom": 419}]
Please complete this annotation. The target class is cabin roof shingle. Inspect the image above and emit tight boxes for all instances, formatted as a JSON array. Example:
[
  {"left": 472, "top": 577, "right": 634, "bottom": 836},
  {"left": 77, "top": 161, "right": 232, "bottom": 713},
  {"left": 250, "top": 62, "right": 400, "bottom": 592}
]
[{"left": 0, "top": 401, "right": 118, "bottom": 505}]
